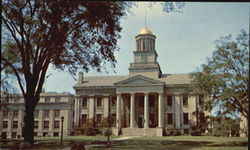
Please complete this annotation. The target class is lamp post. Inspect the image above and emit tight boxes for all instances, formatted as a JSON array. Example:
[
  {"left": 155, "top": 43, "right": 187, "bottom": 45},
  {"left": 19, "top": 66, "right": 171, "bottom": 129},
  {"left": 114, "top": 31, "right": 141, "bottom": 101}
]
[{"left": 60, "top": 116, "right": 64, "bottom": 146}]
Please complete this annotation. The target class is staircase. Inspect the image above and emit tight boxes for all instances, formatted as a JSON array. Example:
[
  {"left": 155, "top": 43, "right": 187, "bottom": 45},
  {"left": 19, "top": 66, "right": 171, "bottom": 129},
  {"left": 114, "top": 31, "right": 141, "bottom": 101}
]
[{"left": 121, "top": 128, "right": 157, "bottom": 136}]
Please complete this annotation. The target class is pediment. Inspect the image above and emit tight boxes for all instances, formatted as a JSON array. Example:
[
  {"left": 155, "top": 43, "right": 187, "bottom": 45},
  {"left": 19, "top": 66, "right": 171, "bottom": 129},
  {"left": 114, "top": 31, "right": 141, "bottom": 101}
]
[{"left": 114, "top": 75, "right": 164, "bottom": 86}]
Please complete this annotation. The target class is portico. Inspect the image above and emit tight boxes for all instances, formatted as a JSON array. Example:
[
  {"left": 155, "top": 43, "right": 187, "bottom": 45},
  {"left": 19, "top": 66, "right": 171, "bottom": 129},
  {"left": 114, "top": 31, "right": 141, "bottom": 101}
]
[{"left": 113, "top": 75, "right": 165, "bottom": 136}]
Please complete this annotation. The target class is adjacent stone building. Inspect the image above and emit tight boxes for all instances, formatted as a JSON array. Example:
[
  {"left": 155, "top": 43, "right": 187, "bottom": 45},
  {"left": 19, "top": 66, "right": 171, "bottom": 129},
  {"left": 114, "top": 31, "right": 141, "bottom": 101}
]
[
  {"left": 0, "top": 92, "right": 74, "bottom": 138},
  {"left": 73, "top": 27, "right": 210, "bottom": 136}
]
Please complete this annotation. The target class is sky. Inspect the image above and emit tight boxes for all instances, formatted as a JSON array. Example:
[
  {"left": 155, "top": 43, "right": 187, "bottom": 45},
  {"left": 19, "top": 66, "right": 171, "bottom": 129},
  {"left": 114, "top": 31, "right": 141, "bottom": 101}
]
[{"left": 43, "top": 2, "right": 249, "bottom": 94}]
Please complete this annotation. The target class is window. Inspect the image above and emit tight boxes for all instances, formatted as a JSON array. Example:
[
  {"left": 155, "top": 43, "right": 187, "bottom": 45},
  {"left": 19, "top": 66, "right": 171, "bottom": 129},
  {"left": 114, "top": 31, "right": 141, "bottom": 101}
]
[
  {"left": 34, "top": 110, "right": 39, "bottom": 118},
  {"left": 14, "top": 98, "right": 19, "bottom": 103},
  {"left": 53, "top": 132, "right": 59, "bottom": 136},
  {"left": 167, "top": 95, "right": 172, "bottom": 106},
  {"left": 3, "top": 109, "right": 8, "bottom": 117},
  {"left": 3, "top": 121, "right": 8, "bottom": 128},
  {"left": 11, "top": 132, "right": 17, "bottom": 138},
  {"left": 96, "top": 114, "right": 102, "bottom": 124},
  {"left": 44, "top": 121, "right": 49, "bottom": 128},
  {"left": 139, "top": 96, "right": 144, "bottom": 107},
  {"left": 183, "top": 95, "right": 188, "bottom": 106},
  {"left": 97, "top": 97, "right": 102, "bottom": 107},
  {"left": 149, "top": 95, "right": 155, "bottom": 107},
  {"left": 45, "top": 97, "right": 50, "bottom": 103},
  {"left": 54, "top": 121, "right": 60, "bottom": 128},
  {"left": 44, "top": 110, "right": 50, "bottom": 118},
  {"left": 111, "top": 96, "right": 116, "bottom": 107},
  {"left": 82, "top": 114, "right": 87, "bottom": 125},
  {"left": 54, "top": 110, "right": 60, "bottom": 118},
  {"left": 13, "top": 121, "right": 18, "bottom": 128},
  {"left": 13, "top": 110, "right": 19, "bottom": 118},
  {"left": 183, "top": 113, "right": 189, "bottom": 125},
  {"left": 34, "top": 121, "right": 39, "bottom": 129},
  {"left": 55, "top": 97, "right": 60, "bottom": 103},
  {"left": 199, "top": 95, "right": 204, "bottom": 105},
  {"left": 82, "top": 97, "right": 87, "bottom": 108},
  {"left": 167, "top": 113, "right": 173, "bottom": 124},
  {"left": 184, "top": 129, "right": 189, "bottom": 135},
  {"left": 43, "top": 132, "right": 48, "bottom": 137},
  {"left": 111, "top": 114, "right": 116, "bottom": 125}
]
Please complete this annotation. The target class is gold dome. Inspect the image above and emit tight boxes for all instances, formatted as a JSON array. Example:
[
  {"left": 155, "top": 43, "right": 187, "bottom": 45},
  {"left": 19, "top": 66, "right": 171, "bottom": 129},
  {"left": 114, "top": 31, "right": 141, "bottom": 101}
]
[{"left": 139, "top": 27, "right": 153, "bottom": 35}]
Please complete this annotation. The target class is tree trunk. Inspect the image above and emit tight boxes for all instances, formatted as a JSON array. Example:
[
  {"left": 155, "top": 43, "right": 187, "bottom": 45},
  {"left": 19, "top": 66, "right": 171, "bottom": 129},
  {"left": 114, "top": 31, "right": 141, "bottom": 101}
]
[
  {"left": 23, "top": 93, "right": 37, "bottom": 145},
  {"left": 23, "top": 107, "right": 35, "bottom": 145}
]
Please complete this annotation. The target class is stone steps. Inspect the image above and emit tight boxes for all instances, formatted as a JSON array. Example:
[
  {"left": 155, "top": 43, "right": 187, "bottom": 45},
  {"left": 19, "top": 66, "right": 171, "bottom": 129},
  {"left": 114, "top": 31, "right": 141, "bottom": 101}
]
[{"left": 121, "top": 128, "right": 157, "bottom": 136}]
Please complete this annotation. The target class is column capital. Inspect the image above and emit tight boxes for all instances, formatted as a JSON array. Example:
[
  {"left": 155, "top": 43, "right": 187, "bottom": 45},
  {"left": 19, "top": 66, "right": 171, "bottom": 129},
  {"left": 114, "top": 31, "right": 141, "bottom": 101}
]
[
  {"left": 143, "top": 92, "right": 149, "bottom": 95},
  {"left": 116, "top": 93, "right": 122, "bottom": 96},
  {"left": 129, "top": 92, "right": 135, "bottom": 95}
]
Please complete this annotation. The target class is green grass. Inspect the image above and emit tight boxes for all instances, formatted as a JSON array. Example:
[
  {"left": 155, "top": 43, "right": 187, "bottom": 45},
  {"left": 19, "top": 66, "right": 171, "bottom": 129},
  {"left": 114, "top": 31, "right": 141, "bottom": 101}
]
[{"left": 0, "top": 136, "right": 248, "bottom": 150}]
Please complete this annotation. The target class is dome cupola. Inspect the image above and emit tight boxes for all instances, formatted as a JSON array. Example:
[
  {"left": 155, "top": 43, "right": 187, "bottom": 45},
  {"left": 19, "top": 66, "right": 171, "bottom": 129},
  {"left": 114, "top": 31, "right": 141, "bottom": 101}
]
[
  {"left": 139, "top": 27, "right": 153, "bottom": 35},
  {"left": 135, "top": 27, "right": 156, "bottom": 51}
]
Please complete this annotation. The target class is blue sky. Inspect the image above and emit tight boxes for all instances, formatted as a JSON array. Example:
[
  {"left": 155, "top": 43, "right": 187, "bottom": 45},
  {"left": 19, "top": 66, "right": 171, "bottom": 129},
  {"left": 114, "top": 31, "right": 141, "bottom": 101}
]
[{"left": 44, "top": 2, "right": 249, "bottom": 94}]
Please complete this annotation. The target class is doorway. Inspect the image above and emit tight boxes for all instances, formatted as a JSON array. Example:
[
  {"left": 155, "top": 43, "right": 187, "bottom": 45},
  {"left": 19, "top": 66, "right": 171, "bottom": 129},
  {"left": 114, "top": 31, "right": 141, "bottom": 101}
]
[{"left": 138, "top": 116, "right": 144, "bottom": 128}]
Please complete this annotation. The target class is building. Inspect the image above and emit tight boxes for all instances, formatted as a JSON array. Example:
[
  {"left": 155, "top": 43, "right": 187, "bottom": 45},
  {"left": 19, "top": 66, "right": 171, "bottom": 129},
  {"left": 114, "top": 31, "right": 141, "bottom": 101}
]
[
  {"left": 0, "top": 92, "right": 74, "bottom": 138},
  {"left": 73, "top": 27, "right": 210, "bottom": 136}
]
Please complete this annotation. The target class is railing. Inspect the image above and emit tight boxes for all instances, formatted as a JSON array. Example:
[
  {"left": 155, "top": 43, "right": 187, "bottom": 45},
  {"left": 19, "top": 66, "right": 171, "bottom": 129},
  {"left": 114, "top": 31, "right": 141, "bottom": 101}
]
[{"left": 130, "top": 62, "right": 160, "bottom": 67}]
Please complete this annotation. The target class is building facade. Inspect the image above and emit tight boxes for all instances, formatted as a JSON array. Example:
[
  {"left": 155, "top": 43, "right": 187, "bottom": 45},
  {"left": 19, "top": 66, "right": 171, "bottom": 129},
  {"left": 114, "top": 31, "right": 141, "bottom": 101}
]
[
  {"left": 0, "top": 92, "right": 74, "bottom": 138},
  {"left": 73, "top": 28, "right": 210, "bottom": 136}
]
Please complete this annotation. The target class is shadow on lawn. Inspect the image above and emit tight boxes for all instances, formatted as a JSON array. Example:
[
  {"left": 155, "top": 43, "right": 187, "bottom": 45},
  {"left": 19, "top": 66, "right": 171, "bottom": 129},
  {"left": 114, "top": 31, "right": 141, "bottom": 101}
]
[
  {"left": 0, "top": 139, "right": 248, "bottom": 150},
  {"left": 111, "top": 140, "right": 248, "bottom": 150}
]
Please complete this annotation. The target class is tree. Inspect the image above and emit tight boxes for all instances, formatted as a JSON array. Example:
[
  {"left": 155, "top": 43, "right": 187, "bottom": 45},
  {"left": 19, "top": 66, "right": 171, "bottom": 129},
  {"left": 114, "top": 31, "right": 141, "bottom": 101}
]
[
  {"left": 1, "top": 1, "right": 184, "bottom": 146},
  {"left": 211, "top": 116, "right": 240, "bottom": 137},
  {"left": 191, "top": 29, "right": 249, "bottom": 134}
]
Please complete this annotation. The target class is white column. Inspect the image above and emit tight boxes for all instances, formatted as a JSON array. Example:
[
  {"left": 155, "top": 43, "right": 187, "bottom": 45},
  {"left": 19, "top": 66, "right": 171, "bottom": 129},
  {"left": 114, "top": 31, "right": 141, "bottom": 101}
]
[
  {"left": 74, "top": 98, "right": 77, "bottom": 125},
  {"left": 78, "top": 98, "right": 81, "bottom": 125},
  {"left": 144, "top": 93, "right": 149, "bottom": 128},
  {"left": 38, "top": 110, "right": 43, "bottom": 135},
  {"left": 103, "top": 96, "right": 109, "bottom": 118},
  {"left": 18, "top": 110, "right": 23, "bottom": 136},
  {"left": 141, "top": 39, "right": 143, "bottom": 51},
  {"left": 74, "top": 97, "right": 80, "bottom": 126},
  {"left": 158, "top": 93, "right": 163, "bottom": 128},
  {"left": 49, "top": 110, "right": 54, "bottom": 134},
  {"left": 116, "top": 93, "right": 121, "bottom": 128},
  {"left": 175, "top": 95, "right": 181, "bottom": 128},
  {"left": 89, "top": 96, "right": 95, "bottom": 119},
  {"left": 130, "top": 93, "right": 135, "bottom": 128}
]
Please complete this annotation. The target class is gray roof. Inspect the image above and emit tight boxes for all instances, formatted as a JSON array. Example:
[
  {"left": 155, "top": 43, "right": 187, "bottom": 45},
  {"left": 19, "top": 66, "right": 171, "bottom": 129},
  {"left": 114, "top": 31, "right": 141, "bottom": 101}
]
[
  {"left": 74, "top": 73, "right": 193, "bottom": 87},
  {"left": 74, "top": 75, "right": 128, "bottom": 87},
  {"left": 160, "top": 74, "right": 193, "bottom": 85}
]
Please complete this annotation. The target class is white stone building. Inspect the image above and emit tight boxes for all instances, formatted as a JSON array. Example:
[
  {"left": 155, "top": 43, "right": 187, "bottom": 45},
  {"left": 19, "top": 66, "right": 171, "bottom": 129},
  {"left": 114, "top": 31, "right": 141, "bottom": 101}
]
[
  {"left": 73, "top": 28, "right": 210, "bottom": 136},
  {"left": 0, "top": 92, "right": 74, "bottom": 138}
]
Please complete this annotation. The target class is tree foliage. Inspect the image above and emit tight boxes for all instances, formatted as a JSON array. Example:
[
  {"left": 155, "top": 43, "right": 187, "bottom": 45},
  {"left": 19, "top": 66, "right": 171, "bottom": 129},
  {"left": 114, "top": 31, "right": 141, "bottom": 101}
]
[
  {"left": 2, "top": 0, "right": 131, "bottom": 144},
  {"left": 191, "top": 29, "right": 249, "bottom": 121},
  {"left": 211, "top": 116, "right": 240, "bottom": 137}
]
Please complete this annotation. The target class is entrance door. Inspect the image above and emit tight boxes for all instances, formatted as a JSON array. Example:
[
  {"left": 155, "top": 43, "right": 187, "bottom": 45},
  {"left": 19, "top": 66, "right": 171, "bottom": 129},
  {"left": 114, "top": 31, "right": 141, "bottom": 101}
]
[
  {"left": 138, "top": 116, "right": 143, "bottom": 128},
  {"left": 149, "top": 113, "right": 155, "bottom": 128}
]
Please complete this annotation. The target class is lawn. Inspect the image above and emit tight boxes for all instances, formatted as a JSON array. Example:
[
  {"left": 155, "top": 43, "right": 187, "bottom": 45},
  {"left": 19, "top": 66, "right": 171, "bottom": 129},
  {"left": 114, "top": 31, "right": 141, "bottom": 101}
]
[{"left": 0, "top": 136, "right": 248, "bottom": 150}]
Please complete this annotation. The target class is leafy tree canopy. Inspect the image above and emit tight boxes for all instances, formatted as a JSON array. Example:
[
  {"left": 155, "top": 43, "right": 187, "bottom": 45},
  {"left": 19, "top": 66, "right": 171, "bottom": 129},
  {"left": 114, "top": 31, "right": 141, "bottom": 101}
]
[{"left": 191, "top": 29, "right": 249, "bottom": 120}]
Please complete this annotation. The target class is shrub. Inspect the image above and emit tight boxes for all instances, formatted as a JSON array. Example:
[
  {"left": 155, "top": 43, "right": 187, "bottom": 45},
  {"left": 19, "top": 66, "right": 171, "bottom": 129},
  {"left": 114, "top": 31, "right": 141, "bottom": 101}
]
[
  {"left": 101, "top": 128, "right": 113, "bottom": 137},
  {"left": 165, "top": 127, "right": 182, "bottom": 136},
  {"left": 173, "top": 128, "right": 182, "bottom": 136},
  {"left": 86, "top": 127, "right": 100, "bottom": 136}
]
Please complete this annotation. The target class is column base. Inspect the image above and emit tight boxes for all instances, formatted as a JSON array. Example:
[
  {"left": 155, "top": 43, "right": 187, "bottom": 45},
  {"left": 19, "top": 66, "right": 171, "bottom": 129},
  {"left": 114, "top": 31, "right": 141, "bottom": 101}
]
[
  {"left": 156, "top": 127, "right": 163, "bottom": 137},
  {"left": 112, "top": 128, "right": 122, "bottom": 136}
]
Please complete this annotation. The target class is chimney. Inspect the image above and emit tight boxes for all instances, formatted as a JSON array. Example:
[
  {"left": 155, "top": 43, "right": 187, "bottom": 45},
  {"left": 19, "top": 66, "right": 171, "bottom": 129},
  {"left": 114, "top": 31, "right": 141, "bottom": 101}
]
[{"left": 79, "top": 72, "right": 84, "bottom": 84}]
